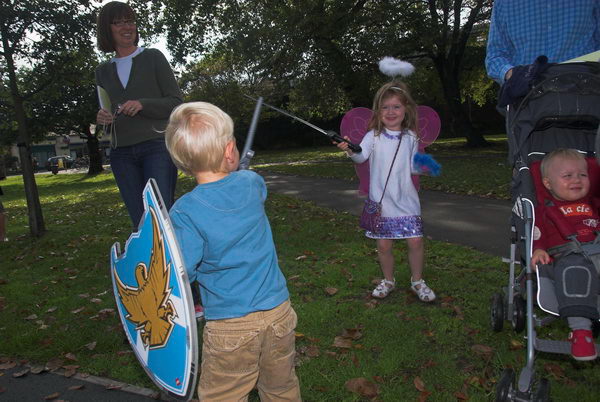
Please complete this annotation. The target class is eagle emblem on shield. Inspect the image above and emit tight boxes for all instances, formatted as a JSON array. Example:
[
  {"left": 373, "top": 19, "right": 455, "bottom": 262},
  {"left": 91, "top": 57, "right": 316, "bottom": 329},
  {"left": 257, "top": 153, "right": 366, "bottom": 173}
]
[{"left": 114, "top": 207, "right": 176, "bottom": 349}]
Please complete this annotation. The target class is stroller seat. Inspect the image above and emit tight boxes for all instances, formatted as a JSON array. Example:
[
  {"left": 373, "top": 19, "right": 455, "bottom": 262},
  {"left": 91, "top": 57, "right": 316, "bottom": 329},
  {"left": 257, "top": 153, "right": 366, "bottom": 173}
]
[{"left": 530, "top": 157, "right": 600, "bottom": 316}]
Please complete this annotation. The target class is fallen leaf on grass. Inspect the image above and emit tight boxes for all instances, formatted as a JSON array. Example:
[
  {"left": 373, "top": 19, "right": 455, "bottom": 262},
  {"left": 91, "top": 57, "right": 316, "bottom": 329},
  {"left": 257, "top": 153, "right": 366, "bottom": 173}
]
[
  {"left": 85, "top": 341, "right": 97, "bottom": 351},
  {"left": 421, "top": 359, "right": 437, "bottom": 369},
  {"left": 332, "top": 336, "right": 353, "bottom": 349},
  {"left": 340, "top": 268, "right": 353, "bottom": 282},
  {"left": 12, "top": 368, "right": 30, "bottom": 378},
  {"left": 0, "top": 362, "right": 16, "bottom": 370},
  {"left": 90, "top": 298, "right": 102, "bottom": 304},
  {"left": 414, "top": 376, "right": 427, "bottom": 392},
  {"left": 30, "top": 366, "right": 46, "bottom": 374},
  {"left": 422, "top": 329, "right": 434, "bottom": 337},
  {"left": 46, "top": 307, "right": 58, "bottom": 313},
  {"left": 46, "top": 358, "right": 64, "bottom": 371},
  {"left": 364, "top": 299, "right": 378, "bottom": 309},
  {"left": 471, "top": 344, "right": 494, "bottom": 359},
  {"left": 544, "top": 362, "right": 565, "bottom": 379},
  {"left": 40, "top": 338, "right": 53, "bottom": 346},
  {"left": 509, "top": 339, "right": 523, "bottom": 350},
  {"left": 71, "top": 307, "right": 85, "bottom": 314},
  {"left": 44, "top": 392, "right": 60, "bottom": 400},
  {"left": 345, "top": 377, "right": 380, "bottom": 399},
  {"left": 24, "top": 314, "right": 38, "bottom": 320},
  {"left": 418, "top": 391, "right": 432, "bottom": 402},
  {"left": 68, "top": 385, "right": 84, "bottom": 391},
  {"left": 306, "top": 345, "right": 320, "bottom": 357},
  {"left": 64, "top": 353, "right": 78, "bottom": 361},
  {"left": 295, "top": 255, "right": 307, "bottom": 261},
  {"left": 454, "top": 391, "right": 469, "bottom": 400},
  {"left": 341, "top": 328, "right": 363, "bottom": 340},
  {"left": 324, "top": 287, "right": 338, "bottom": 296},
  {"left": 295, "top": 332, "right": 305, "bottom": 339}
]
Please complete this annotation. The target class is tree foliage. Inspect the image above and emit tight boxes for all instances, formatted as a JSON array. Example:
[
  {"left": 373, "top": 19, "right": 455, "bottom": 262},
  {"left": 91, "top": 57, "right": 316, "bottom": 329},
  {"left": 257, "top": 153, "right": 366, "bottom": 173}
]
[
  {"left": 0, "top": 0, "right": 97, "bottom": 236},
  {"left": 133, "top": 0, "right": 496, "bottom": 147}
]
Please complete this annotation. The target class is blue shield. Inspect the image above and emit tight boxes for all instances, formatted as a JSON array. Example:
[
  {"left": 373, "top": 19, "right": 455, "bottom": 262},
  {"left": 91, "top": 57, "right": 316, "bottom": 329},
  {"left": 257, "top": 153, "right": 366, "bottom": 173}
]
[{"left": 110, "top": 179, "right": 198, "bottom": 400}]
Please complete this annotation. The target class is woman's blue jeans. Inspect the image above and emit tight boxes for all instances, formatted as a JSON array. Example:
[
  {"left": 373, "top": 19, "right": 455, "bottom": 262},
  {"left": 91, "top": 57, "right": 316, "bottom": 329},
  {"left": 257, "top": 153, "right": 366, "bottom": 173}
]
[{"left": 110, "top": 138, "right": 178, "bottom": 227}]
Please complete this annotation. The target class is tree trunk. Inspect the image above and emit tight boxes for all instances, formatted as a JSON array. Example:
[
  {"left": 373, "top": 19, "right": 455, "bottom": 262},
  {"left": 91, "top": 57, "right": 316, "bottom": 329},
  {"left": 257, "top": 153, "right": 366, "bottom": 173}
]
[
  {"left": 85, "top": 125, "right": 104, "bottom": 175},
  {"left": 13, "top": 98, "right": 45, "bottom": 237},
  {"left": 434, "top": 58, "right": 490, "bottom": 147},
  {"left": 16, "top": 132, "right": 46, "bottom": 237},
  {"left": 2, "top": 26, "right": 45, "bottom": 237}
]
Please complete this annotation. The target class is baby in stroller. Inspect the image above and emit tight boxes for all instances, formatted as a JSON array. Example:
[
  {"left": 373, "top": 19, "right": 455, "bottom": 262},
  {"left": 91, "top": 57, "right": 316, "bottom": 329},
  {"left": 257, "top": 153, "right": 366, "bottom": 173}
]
[{"left": 532, "top": 148, "right": 599, "bottom": 361}]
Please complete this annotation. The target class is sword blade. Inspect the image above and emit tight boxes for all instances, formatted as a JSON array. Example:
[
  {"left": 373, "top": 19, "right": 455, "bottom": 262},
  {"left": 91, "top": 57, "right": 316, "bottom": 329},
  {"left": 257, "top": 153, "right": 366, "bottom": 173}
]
[{"left": 243, "top": 94, "right": 330, "bottom": 137}]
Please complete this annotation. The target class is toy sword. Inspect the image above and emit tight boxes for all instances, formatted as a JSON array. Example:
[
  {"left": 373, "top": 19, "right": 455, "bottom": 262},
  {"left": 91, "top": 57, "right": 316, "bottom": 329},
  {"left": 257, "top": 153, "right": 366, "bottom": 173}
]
[
  {"left": 238, "top": 96, "right": 263, "bottom": 170},
  {"left": 244, "top": 94, "right": 362, "bottom": 153}
]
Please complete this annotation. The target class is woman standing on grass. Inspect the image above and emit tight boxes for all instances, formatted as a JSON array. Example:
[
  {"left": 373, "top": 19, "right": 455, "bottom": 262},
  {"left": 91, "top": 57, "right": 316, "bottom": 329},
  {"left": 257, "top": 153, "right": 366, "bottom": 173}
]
[
  {"left": 95, "top": 1, "right": 183, "bottom": 227},
  {"left": 337, "top": 81, "right": 435, "bottom": 302}
]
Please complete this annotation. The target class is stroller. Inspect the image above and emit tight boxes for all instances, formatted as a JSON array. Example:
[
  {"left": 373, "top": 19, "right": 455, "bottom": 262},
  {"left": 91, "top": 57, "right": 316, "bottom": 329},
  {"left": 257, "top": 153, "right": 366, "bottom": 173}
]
[{"left": 490, "top": 61, "right": 600, "bottom": 401}]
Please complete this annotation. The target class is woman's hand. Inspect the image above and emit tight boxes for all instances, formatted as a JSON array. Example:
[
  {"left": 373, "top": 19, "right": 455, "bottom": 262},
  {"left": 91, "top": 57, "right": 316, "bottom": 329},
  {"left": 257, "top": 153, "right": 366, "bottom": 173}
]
[
  {"left": 96, "top": 108, "right": 114, "bottom": 125},
  {"left": 119, "top": 100, "right": 143, "bottom": 117}
]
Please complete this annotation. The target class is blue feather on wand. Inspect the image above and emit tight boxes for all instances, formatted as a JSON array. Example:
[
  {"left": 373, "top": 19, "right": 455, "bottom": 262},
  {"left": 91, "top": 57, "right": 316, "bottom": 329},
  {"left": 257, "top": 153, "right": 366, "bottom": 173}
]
[{"left": 413, "top": 153, "right": 441, "bottom": 177}]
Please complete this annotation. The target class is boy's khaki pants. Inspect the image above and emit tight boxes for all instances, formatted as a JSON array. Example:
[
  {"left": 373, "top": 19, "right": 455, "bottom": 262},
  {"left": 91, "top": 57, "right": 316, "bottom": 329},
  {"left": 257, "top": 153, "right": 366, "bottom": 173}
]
[{"left": 198, "top": 300, "right": 301, "bottom": 401}]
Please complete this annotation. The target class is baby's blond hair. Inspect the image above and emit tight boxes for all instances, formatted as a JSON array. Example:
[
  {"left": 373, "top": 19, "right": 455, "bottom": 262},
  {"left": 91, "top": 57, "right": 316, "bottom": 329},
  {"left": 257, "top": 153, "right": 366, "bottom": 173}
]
[
  {"left": 540, "top": 148, "right": 585, "bottom": 178},
  {"left": 165, "top": 102, "right": 234, "bottom": 175}
]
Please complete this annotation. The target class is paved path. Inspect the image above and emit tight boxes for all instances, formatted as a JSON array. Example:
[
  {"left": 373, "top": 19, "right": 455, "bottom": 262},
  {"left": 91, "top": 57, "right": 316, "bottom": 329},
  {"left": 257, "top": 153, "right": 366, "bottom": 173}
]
[
  {"left": 260, "top": 172, "right": 512, "bottom": 257},
  {"left": 0, "top": 173, "right": 512, "bottom": 400}
]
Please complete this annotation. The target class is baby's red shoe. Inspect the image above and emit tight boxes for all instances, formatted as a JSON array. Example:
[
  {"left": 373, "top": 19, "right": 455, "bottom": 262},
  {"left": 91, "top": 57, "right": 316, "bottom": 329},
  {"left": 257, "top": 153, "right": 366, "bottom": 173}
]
[{"left": 568, "top": 329, "right": 597, "bottom": 361}]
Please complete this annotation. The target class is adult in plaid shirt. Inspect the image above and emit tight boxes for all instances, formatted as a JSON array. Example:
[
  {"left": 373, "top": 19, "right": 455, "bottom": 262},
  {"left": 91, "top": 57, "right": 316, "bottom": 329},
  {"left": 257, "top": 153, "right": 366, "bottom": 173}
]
[{"left": 485, "top": 0, "right": 600, "bottom": 84}]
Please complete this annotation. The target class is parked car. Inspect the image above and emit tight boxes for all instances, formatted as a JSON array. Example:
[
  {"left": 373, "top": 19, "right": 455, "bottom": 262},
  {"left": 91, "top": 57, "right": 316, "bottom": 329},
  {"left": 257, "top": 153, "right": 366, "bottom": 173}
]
[{"left": 46, "top": 156, "right": 74, "bottom": 171}]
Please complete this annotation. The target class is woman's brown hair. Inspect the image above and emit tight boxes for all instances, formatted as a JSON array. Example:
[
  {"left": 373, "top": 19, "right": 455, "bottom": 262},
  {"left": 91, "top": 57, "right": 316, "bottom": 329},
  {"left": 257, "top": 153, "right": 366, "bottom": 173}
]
[{"left": 96, "top": 1, "right": 139, "bottom": 53}]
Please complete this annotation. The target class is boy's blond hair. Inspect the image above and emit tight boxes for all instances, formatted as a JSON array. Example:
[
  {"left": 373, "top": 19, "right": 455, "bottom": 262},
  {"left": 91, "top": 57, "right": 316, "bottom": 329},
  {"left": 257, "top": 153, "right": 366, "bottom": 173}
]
[
  {"left": 540, "top": 148, "right": 585, "bottom": 178},
  {"left": 165, "top": 102, "right": 234, "bottom": 175}
]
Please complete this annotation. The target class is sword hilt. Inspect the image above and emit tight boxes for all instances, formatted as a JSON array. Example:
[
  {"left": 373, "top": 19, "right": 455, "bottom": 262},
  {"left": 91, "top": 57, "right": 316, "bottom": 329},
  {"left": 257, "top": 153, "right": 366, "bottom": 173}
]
[{"left": 327, "top": 131, "right": 362, "bottom": 153}]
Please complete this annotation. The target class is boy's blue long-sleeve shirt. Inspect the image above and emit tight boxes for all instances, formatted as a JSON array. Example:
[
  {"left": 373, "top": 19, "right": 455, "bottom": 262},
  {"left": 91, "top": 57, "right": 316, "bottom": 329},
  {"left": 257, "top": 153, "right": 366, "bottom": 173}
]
[
  {"left": 169, "top": 170, "right": 289, "bottom": 320},
  {"left": 485, "top": 0, "right": 600, "bottom": 84}
]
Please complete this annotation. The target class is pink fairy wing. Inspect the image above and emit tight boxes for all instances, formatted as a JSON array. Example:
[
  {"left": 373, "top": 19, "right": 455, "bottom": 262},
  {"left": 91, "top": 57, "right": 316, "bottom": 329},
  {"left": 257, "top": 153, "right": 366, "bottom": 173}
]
[
  {"left": 416, "top": 105, "right": 441, "bottom": 151},
  {"left": 413, "top": 106, "right": 441, "bottom": 190},
  {"left": 340, "top": 107, "right": 373, "bottom": 196}
]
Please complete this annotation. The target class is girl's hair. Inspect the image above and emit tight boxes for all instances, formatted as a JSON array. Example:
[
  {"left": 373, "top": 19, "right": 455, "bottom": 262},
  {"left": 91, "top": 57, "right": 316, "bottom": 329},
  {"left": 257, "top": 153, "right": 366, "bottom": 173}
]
[
  {"left": 368, "top": 81, "right": 418, "bottom": 137},
  {"left": 96, "top": 1, "right": 139, "bottom": 53},
  {"left": 540, "top": 148, "right": 586, "bottom": 178},
  {"left": 165, "top": 102, "right": 235, "bottom": 176}
]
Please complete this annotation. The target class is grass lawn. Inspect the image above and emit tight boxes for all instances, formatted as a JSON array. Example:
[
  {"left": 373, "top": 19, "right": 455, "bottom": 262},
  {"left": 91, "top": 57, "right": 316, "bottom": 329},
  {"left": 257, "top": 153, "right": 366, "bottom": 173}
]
[{"left": 0, "top": 147, "right": 599, "bottom": 400}]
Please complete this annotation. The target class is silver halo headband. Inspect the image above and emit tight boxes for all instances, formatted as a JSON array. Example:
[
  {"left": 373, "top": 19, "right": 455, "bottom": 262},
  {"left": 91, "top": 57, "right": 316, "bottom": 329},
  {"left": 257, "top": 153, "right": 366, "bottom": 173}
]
[{"left": 390, "top": 86, "right": 407, "bottom": 94}]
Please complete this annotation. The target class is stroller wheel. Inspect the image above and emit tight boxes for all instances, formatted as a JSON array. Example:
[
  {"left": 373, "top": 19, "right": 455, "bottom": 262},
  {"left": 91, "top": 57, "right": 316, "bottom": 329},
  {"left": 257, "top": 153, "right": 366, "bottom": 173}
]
[
  {"left": 490, "top": 292, "right": 505, "bottom": 332},
  {"left": 495, "top": 368, "right": 515, "bottom": 402},
  {"left": 511, "top": 295, "right": 525, "bottom": 333},
  {"left": 533, "top": 378, "right": 550, "bottom": 402}
]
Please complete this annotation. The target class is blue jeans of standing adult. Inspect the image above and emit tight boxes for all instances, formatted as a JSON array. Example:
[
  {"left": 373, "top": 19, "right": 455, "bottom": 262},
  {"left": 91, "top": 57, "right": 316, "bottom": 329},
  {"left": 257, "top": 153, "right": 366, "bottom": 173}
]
[{"left": 110, "top": 138, "right": 178, "bottom": 227}]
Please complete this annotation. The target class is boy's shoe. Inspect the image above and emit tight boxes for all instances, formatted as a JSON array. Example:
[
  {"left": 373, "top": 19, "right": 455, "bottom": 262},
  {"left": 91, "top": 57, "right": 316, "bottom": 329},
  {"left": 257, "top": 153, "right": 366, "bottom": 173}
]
[
  {"left": 194, "top": 304, "right": 204, "bottom": 321},
  {"left": 372, "top": 279, "right": 395, "bottom": 298},
  {"left": 410, "top": 278, "right": 436, "bottom": 302},
  {"left": 569, "top": 329, "right": 597, "bottom": 361}
]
